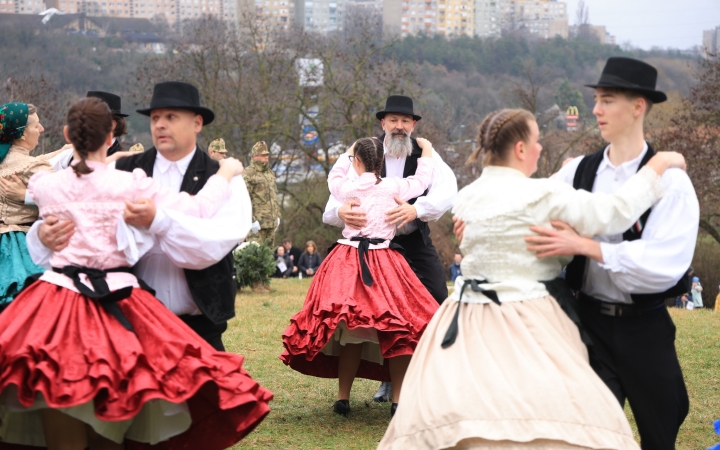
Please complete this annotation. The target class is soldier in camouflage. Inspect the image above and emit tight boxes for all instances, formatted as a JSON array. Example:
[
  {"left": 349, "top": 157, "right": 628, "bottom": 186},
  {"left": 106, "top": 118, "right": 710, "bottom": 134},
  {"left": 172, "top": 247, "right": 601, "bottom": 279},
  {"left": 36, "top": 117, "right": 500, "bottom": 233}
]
[
  {"left": 208, "top": 138, "right": 227, "bottom": 161},
  {"left": 243, "top": 141, "right": 280, "bottom": 249}
]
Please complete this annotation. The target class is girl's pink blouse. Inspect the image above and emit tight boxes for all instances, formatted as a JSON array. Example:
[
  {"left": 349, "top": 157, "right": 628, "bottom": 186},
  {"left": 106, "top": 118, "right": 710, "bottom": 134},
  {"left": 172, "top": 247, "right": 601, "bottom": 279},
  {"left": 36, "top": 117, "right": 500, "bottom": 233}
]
[{"left": 28, "top": 160, "right": 230, "bottom": 271}]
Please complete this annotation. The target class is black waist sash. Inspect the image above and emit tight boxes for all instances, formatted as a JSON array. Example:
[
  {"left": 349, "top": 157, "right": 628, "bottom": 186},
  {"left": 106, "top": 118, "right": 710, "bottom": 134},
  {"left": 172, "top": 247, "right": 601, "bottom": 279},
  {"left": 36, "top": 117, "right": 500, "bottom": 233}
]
[
  {"left": 440, "top": 278, "right": 592, "bottom": 349},
  {"left": 327, "top": 237, "right": 412, "bottom": 288},
  {"left": 52, "top": 266, "right": 155, "bottom": 334},
  {"left": 441, "top": 279, "right": 500, "bottom": 349}
]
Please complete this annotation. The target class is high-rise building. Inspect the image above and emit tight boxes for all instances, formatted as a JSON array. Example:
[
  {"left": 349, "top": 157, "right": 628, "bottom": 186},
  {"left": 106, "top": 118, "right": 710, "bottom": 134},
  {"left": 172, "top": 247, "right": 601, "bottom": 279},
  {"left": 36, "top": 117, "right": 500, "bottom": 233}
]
[
  {"left": 702, "top": 26, "right": 719, "bottom": 58},
  {"left": 254, "top": 0, "right": 294, "bottom": 29},
  {"left": 382, "top": 0, "right": 436, "bottom": 38},
  {"left": 0, "top": 0, "right": 47, "bottom": 14},
  {"left": 502, "top": 0, "right": 568, "bottom": 39},
  {"left": 474, "top": 0, "right": 499, "bottom": 37},
  {"left": 437, "top": 0, "right": 472, "bottom": 37},
  {"left": 296, "top": 0, "right": 345, "bottom": 33}
]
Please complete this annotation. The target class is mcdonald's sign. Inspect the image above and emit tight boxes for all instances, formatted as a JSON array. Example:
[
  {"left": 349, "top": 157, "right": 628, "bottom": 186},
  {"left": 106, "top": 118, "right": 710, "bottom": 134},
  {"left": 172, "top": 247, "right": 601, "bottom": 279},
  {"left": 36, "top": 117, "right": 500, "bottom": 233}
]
[{"left": 566, "top": 106, "right": 579, "bottom": 130}]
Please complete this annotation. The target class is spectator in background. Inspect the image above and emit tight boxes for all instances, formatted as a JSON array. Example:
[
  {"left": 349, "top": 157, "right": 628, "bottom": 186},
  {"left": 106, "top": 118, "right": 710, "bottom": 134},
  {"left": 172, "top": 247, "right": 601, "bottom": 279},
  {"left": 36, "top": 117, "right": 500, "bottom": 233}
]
[
  {"left": 691, "top": 276, "right": 703, "bottom": 309},
  {"left": 282, "top": 238, "right": 302, "bottom": 276},
  {"left": 298, "top": 240, "right": 323, "bottom": 278},
  {"left": 449, "top": 253, "right": 462, "bottom": 283},
  {"left": 714, "top": 286, "right": 720, "bottom": 311},
  {"left": 273, "top": 245, "right": 294, "bottom": 278}
]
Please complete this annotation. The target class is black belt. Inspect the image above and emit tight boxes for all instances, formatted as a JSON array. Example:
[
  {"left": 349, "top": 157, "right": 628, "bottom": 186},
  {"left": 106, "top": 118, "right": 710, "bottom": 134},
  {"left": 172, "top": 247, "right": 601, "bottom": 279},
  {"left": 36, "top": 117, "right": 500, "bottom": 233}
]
[
  {"left": 441, "top": 279, "right": 499, "bottom": 349},
  {"left": 327, "top": 237, "right": 413, "bottom": 287},
  {"left": 52, "top": 266, "right": 155, "bottom": 333},
  {"left": 578, "top": 292, "right": 664, "bottom": 318}
]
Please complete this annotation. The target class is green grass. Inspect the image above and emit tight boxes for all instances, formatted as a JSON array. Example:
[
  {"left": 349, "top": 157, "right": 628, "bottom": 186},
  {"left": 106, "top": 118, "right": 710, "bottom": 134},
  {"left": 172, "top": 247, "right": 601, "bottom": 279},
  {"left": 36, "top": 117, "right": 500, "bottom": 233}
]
[{"left": 227, "top": 278, "right": 720, "bottom": 450}]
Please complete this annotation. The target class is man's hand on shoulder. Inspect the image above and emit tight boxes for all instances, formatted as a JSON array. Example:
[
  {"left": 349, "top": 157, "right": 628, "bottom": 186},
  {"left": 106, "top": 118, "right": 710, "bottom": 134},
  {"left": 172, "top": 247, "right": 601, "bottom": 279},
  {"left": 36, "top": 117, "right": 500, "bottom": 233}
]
[
  {"left": 39, "top": 215, "right": 75, "bottom": 251},
  {"left": 124, "top": 198, "right": 157, "bottom": 228},
  {"left": 339, "top": 200, "right": 367, "bottom": 229},
  {"left": 387, "top": 197, "right": 418, "bottom": 229}
]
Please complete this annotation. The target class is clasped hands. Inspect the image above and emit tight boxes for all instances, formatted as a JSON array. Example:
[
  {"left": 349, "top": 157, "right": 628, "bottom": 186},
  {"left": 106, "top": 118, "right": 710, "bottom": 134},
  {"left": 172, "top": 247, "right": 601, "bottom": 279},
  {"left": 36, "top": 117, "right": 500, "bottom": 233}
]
[
  {"left": 338, "top": 197, "right": 417, "bottom": 230},
  {"left": 39, "top": 198, "right": 157, "bottom": 251}
]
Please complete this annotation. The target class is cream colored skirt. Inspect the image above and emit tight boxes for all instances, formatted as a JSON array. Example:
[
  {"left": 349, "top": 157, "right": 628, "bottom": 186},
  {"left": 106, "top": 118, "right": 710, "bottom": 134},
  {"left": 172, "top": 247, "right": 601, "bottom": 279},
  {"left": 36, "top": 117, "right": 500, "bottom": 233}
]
[{"left": 378, "top": 296, "right": 639, "bottom": 450}]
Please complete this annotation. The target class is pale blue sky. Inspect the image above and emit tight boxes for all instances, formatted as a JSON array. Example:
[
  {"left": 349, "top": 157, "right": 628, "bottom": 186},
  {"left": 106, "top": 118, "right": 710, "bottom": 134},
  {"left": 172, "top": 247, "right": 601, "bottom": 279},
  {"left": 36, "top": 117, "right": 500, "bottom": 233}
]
[{"left": 563, "top": 0, "right": 720, "bottom": 50}]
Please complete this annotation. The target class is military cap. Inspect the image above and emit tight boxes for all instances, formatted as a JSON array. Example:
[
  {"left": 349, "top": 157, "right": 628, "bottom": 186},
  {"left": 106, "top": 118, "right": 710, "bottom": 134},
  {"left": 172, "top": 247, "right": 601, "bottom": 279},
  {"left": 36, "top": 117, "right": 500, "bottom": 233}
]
[
  {"left": 209, "top": 138, "right": 227, "bottom": 153},
  {"left": 128, "top": 143, "right": 144, "bottom": 152},
  {"left": 252, "top": 141, "right": 269, "bottom": 156}
]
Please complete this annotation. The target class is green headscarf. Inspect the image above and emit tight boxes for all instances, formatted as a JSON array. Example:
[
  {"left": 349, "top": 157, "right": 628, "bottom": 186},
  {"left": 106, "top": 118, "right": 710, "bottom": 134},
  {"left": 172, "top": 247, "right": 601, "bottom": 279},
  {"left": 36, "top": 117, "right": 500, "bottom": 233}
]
[{"left": 0, "top": 102, "right": 29, "bottom": 164}]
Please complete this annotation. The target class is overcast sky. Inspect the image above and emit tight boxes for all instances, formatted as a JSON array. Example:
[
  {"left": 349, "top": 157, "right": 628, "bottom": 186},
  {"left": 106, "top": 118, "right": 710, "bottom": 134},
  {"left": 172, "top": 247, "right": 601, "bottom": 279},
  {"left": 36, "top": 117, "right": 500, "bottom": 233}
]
[{"left": 562, "top": 0, "right": 719, "bottom": 50}]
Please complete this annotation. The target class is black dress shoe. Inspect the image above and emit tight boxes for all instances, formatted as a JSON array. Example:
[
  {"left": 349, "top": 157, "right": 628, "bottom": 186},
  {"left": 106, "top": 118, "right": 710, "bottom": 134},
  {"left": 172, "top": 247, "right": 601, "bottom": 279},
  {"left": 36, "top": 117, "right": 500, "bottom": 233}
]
[
  {"left": 333, "top": 400, "right": 350, "bottom": 417},
  {"left": 390, "top": 402, "right": 398, "bottom": 417}
]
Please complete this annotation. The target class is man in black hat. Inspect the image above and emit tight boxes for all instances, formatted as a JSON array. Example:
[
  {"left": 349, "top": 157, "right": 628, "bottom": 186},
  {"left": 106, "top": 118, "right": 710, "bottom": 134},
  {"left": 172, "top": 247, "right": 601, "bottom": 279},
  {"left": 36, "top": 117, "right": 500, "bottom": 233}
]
[
  {"left": 323, "top": 95, "right": 458, "bottom": 402},
  {"left": 28, "top": 81, "right": 252, "bottom": 351},
  {"left": 525, "top": 57, "right": 699, "bottom": 449}
]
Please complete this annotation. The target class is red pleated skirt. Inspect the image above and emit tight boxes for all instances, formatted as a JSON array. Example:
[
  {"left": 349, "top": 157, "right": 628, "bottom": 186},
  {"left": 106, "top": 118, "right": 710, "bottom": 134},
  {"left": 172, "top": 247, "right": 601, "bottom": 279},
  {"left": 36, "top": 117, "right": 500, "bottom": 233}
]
[
  {"left": 280, "top": 244, "right": 439, "bottom": 381},
  {"left": 0, "top": 280, "right": 272, "bottom": 449}
]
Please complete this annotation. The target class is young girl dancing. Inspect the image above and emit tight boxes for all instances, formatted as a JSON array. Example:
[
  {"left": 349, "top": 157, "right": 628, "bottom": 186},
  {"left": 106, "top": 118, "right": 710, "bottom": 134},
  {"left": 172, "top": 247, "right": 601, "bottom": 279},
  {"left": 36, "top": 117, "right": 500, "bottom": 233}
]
[
  {"left": 280, "top": 137, "right": 439, "bottom": 417},
  {"left": 0, "top": 98, "right": 272, "bottom": 450}
]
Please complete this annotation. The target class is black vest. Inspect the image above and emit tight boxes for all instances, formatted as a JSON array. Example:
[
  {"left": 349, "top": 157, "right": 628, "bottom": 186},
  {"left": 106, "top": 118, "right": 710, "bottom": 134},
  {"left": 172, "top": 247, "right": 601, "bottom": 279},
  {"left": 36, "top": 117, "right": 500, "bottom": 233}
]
[
  {"left": 379, "top": 134, "right": 431, "bottom": 246},
  {"left": 564, "top": 144, "right": 689, "bottom": 305},
  {"left": 115, "top": 147, "right": 237, "bottom": 324}
]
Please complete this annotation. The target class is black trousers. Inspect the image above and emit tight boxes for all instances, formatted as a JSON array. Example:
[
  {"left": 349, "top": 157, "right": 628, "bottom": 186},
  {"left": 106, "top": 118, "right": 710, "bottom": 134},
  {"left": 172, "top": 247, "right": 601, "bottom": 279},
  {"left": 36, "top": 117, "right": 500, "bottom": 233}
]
[
  {"left": 179, "top": 314, "right": 228, "bottom": 351},
  {"left": 392, "top": 230, "right": 448, "bottom": 304},
  {"left": 577, "top": 302, "right": 688, "bottom": 450}
]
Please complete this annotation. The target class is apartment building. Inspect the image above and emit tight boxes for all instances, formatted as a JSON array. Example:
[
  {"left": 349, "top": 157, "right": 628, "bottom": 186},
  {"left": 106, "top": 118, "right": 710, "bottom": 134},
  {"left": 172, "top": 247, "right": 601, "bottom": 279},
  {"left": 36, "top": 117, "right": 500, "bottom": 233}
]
[
  {"left": 0, "top": 0, "right": 46, "bottom": 14},
  {"left": 296, "top": 0, "right": 345, "bottom": 33},
  {"left": 503, "top": 0, "right": 568, "bottom": 39},
  {"left": 474, "top": 0, "right": 499, "bottom": 37},
  {"left": 702, "top": 26, "right": 719, "bottom": 58},
  {"left": 254, "top": 0, "right": 294, "bottom": 28},
  {"left": 437, "top": 0, "right": 472, "bottom": 37}
]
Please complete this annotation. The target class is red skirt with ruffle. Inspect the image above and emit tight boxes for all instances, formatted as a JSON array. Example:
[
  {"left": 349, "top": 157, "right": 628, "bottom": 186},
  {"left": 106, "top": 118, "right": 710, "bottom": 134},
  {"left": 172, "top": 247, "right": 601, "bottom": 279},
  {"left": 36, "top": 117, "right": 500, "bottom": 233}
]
[
  {"left": 0, "top": 280, "right": 272, "bottom": 450},
  {"left": 280, "top": 244, "right": 439, "bottom": 381}
]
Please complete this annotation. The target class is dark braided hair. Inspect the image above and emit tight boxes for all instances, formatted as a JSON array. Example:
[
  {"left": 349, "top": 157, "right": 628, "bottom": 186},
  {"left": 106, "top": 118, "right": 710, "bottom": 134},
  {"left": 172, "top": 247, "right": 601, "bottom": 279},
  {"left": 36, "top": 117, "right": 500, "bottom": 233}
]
[
  {"left": 66, "top": 97, "right": 113, "bottom": 177},
  {"left": 467, "top": 108, "right": 535, "bottom": 166},
  {"left": 353, "top": 137, "right": 384, "bottom": 184}
]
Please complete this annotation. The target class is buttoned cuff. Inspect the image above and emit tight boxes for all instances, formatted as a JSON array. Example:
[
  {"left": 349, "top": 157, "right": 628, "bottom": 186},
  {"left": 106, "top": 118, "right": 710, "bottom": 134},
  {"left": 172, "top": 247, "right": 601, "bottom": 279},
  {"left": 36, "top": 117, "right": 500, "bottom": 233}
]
[
  {"left": 148, "top": 207, "right": 171, "bottom": 236},
  {"left": 599, "top": 241, "right": 645, "bottom": 273}
]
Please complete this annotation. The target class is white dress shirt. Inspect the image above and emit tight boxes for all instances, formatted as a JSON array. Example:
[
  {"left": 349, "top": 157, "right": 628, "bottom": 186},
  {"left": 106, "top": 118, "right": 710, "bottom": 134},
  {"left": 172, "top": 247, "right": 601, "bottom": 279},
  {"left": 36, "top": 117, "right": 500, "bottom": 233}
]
[
  {"left": 26, "top": 147, "right": 252, "bottom": 315},
  {"left": 323, "top": 138, "right": 457, "bottom": 234},
  {"left": 554, "top": 143, "right": 699, "bottom": 304}
]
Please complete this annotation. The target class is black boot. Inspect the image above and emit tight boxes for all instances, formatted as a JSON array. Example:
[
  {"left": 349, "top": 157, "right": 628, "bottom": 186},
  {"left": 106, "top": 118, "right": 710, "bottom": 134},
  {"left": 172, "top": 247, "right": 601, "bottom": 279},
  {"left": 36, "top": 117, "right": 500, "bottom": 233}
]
[
  {"left": 390, "top": 402, "right": 398, "bottom": 417},
  {"left": 333, "top": 399, "right": 350, "bottom": 417}
]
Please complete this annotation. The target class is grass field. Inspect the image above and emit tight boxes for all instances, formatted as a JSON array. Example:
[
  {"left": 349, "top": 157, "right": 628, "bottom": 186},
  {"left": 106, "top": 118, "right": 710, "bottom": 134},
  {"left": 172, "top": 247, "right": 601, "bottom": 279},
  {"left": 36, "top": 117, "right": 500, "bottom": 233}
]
[{"left": 227, "top": 278, "right": 720, "bottom": 450}]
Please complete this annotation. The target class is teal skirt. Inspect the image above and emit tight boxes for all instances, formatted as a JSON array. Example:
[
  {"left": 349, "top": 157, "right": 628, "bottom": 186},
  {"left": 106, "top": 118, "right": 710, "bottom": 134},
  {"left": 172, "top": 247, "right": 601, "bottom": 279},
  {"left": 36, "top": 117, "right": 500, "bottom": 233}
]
[{"left": 0, "top": 231, "right": 45, "bottom": 307}]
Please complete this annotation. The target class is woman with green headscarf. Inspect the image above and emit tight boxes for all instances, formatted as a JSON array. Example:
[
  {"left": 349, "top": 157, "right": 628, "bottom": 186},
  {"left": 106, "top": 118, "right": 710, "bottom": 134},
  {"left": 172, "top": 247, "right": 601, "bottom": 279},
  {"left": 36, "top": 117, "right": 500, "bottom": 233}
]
[{"left": 0, "top": 102, "right": 50, "bottom": 310}]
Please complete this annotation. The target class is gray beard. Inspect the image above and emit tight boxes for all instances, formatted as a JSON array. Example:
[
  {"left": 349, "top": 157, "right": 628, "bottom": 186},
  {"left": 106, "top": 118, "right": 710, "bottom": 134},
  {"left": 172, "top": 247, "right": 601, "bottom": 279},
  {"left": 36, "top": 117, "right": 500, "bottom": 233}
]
[{"left": 385, "top": 131, "right": 413, "bottom": 158}]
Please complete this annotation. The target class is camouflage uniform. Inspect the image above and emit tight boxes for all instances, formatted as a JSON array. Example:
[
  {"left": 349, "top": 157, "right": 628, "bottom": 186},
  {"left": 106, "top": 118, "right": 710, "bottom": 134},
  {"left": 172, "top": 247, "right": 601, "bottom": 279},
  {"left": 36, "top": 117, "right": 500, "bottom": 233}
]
[
  {"left": 208, "top": 138, "right": 227, "bottom": 161},
  {"left": 243, "top": 141, "right": 280, "bottom": 248}
]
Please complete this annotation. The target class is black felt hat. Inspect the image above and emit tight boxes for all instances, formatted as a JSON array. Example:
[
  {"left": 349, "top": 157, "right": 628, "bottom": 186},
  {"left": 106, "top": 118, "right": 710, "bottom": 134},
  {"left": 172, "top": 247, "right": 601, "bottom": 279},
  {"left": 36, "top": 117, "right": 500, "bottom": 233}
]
[
  {"left": 376, "top": 95, "right": 421, "bottom": 121},
  {"left": 87, "top": 91, "right": 129, "bottom": 117},
  {"left": 136, "top": 81, "right": 215, "bottom": 125},
  {"left": 585, "top": 57, "right": 667, "bottom": 104}
]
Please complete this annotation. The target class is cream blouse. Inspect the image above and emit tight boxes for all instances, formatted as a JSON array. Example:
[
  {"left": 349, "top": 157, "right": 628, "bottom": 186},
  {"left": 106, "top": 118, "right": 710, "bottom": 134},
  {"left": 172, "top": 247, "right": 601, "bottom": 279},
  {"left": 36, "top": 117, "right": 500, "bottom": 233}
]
[
  {"left": 0, "top": 145, "right": 52, "bottom": 233},
  {"left": 451, "top": 165, "right": 664, "bottom": 304}
]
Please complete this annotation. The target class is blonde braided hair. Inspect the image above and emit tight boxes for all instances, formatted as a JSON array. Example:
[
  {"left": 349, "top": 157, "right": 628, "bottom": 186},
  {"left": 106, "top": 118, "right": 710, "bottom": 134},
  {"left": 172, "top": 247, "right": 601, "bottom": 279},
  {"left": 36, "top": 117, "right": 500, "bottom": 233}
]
[{"left": 467, "top": 108, "right": 535, "bottom": 165}]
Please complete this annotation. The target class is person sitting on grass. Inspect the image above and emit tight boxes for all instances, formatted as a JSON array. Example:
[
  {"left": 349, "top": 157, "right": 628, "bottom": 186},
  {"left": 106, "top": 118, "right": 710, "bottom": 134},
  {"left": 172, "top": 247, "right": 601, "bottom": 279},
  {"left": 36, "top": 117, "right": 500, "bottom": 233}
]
[{"left": 298, "top": 240, "right": 323, "bottom": 278}]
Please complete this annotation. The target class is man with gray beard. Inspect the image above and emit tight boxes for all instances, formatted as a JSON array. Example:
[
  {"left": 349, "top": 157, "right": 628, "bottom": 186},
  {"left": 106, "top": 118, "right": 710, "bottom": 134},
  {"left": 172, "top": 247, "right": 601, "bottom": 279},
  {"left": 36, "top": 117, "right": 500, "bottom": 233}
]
[{"left": 323, "top": 95, "right": 457, "bottom": 403}]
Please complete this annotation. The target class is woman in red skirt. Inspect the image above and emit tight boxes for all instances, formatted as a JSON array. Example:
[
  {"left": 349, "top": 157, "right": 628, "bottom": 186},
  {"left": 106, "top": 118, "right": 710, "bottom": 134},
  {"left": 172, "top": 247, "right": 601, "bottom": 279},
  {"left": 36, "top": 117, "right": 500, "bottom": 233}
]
[
  {"left": 280, "top": 137, "right": 439, "bottom": 417},
  {"left": 0, "top": 98, "right": 272, "bottom": 449}
]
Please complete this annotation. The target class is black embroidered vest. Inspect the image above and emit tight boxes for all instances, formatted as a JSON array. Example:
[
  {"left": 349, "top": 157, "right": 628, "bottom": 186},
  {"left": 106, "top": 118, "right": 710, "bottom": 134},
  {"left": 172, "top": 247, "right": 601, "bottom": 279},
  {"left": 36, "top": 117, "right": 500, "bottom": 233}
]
[
  {"left": 564, "top": 144, "right": 689, "bottom": 305},
  {"left": 379, "top": 134, "right": 431, "bottom": 246},
  {"left": 115, "top": 147, "right": 237, "bottom": 324}
]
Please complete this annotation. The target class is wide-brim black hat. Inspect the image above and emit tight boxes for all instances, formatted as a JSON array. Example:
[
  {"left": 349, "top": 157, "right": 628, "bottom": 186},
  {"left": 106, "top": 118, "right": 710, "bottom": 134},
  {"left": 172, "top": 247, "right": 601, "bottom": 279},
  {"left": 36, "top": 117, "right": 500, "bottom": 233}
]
[
  {"left": 136, "top": 81, "right": 215, "bottom": 125},
  {"left": 87, "top": 91, "right": 129, "bottom": 117},
  {"left": 585, "top": 57, "right": 667, "bottom": 104},
  {"left": 376, "top": 95, "right": 421, "bottom": 121}
]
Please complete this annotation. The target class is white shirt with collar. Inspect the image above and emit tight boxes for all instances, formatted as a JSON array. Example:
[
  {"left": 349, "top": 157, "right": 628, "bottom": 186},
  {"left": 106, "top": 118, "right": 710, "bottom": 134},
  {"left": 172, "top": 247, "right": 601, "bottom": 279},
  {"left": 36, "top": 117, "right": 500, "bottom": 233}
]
[
  {"left": 554, "top": 142, "right": 699, "bottom": 304},
  {"left": 323, "top": 137, "right": 457, "bottom": 235},
  {"left": 26, "top": 146, "right": 252, "bottom": 316}
]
